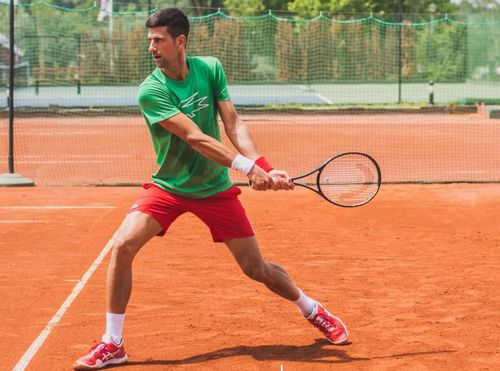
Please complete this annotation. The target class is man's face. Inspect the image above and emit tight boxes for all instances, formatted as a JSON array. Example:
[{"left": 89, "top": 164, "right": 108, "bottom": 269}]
[{"left": 147, "top": 27, "right": 185, "bottom": 68}]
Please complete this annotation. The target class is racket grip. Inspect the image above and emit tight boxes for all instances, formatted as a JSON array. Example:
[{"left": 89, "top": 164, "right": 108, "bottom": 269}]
[{"left": 248, "top": 177, "right": 281, "bottom": 187}]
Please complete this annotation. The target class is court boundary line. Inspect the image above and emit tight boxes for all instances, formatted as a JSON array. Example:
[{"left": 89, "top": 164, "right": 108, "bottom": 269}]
[
  {"left": 12, "top": 239, "right": 114, "bottom": 371},
  {"left": 0, "top": 205, "right": 115, "bottom": 210},
  {"left": 297, "top": 85, "right": 333, "bottom": 104},
  {"left": 315, "top": 93, "right": 333, "bottom": 104},
  {"left": 0, "top": 220, "right": 49, "bottom": 223}
]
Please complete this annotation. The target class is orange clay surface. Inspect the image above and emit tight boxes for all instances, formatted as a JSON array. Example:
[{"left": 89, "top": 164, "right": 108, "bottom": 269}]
[{"left": 1, "top": 184, "right": 499, "bottom": 371}]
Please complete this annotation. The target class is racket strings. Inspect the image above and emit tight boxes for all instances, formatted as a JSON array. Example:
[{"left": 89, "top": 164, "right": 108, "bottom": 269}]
[{"left": 319, "top": 154, "right": 380, "bottom": 207}]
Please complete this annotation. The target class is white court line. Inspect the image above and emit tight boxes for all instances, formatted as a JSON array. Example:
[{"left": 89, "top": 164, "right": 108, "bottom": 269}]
[
  {"left": 21, "top": 132, "right": 117, "bottom": 136},
  {"left": 1, "top": 154, "right": 133, "bottom": 159},
  {"left": 0, "top": 206, "right": 115, "bottom": 210},
  {"left": 12, "top": 239, "right": 114, "bottom": 371},
  {"left": 0, "top": 220, "right": 49, "bottom": 223},
  {"left": 315, "top": 93, "right": 333, "bottom": 104},
  {"left": 16, "top": 122, "right": 142, "bottom": 127},
  {"left": 13, "top": 161, "right": 109, "bottom": 164},
  {"left": 298, "top": 85, "right": 318, "bottom": 92}
]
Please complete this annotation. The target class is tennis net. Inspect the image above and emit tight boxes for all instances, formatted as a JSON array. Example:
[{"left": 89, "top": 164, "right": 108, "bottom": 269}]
[{"left": 0, "top": 3, "right": 499, "bottom": 185}]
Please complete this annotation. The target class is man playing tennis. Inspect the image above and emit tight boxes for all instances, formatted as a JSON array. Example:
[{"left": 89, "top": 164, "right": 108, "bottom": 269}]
[{"left": 74, "top": 8, "right": 348, "bottom": 370}]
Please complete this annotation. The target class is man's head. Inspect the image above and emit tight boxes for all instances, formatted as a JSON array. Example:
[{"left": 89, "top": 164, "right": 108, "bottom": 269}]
[
  {"left": 146, "top": 8, "right": 190, "bottom": 69},
  {"left": 146, "top": 8, "right": 189, "bottom": 42}
]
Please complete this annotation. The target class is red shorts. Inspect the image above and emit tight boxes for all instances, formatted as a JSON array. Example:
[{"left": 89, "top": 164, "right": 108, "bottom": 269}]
[{"left": 129, "top": 183, "right": 254, "bottom": 242}]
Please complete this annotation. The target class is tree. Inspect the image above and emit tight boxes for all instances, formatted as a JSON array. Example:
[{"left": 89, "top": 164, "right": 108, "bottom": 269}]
[
  {"left": 188, "top": 0, "right": 224, "bottom": 15},
  {"left": 455, "top": 0, "right": 500, "bottom": 12},
  {"left": 286, "top": 0, "right": 459, "bottom": 17},
  {"left": 287, "top": 0, "right": 376, "bottom": 16},
  {"left": 222, "top": 0, "right": 290, "bottom": 15},
  {"left": 223, "top": 0, "right": 266, "bottom": 15}
]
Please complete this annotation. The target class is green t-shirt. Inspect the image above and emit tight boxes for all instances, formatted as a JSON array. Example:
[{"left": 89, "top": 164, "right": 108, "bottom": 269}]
[{"left": 138, "top": 56, "right": 233, "bottom": 198}]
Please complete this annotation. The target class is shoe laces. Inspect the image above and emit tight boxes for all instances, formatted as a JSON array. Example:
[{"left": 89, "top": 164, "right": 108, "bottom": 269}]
[
  {"left": 314, "top": 312, "right": 336, "bottom": 332},
  {"left": 89, "top": 342, "right": 111, "bottom": 357}
]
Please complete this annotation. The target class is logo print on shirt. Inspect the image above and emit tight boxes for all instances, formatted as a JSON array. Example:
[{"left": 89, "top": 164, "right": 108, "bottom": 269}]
[{"left": 179, "top": 92, "right": 209, "bottom": 118}]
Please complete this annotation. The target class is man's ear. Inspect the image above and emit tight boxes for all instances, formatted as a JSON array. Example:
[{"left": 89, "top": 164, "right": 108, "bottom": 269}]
[{"left": 177, "top": 34, "right": 187, "bottom": 48}]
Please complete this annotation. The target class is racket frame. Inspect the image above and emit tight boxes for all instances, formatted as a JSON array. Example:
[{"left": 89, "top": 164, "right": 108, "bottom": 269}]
[{"left": 291, "top": 151, "right": 381, "bottom": 207}]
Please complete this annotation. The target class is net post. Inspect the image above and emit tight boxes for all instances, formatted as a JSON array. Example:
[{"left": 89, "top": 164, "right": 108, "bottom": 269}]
[
  {"left": 1, "top": 0, "right": 34, "bottom": 187},
  {"left": 0, "top": 173, "right": 35, "bottom": 186}
]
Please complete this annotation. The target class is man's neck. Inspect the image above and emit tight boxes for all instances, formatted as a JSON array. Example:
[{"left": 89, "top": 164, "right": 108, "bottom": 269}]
[{"left": 161, "top": 55, "right": 189, "bottom": 81}]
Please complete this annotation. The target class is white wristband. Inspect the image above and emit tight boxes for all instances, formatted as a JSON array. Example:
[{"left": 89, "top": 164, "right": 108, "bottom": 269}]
[{"left": 231, "top": 154, "right": 255, "bottom": 175}]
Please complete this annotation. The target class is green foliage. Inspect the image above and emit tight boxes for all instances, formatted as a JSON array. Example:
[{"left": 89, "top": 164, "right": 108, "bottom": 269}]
[
  {"left": 288, "top": 0, "right": 375, "bottom": 16},
  {"left": 2, "top": 2, "right": 498, "bottom": 87},
  {"left": 223, "top": 0, "right": 289, "bottom": 15},
  {"left": 466, "top": 12, "right": 500, "bottom": 81},
  {"left": 286, "top": 0, "right": 458, "bottom": 18},
  {"left": 455, "top": 0, "right": 500, "bottom": 13},
  {"left": 414, "top": 23, "right": 467, "bottom": 81},
  {"left": 223, "top": 0, "right": 266, "bottom": 15},
  {"left": 189, "top": 16, "right": 254, "bottom": 81}
]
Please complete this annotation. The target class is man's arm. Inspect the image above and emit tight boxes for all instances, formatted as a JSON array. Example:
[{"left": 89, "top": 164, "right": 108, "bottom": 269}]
[
  {"left": 158, "top": 112, "right": 277, "bottom": 190},
  {"left": 159, "top": 113, "right": 234, "bottom": 167},
  {"left": 217, "top": 100, "right": 293, "bottom": 190},
  {"left": 217, "top": 100, "right": 260, "bottom": 159}
]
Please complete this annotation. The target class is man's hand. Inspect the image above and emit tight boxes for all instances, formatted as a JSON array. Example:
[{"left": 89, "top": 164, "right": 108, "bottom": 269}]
[
  {"left": 269, "top": 169, "right": 294, "bottom": 191},
  {"left": 248, "top": 167, "right": 294, "bottom": 191}
]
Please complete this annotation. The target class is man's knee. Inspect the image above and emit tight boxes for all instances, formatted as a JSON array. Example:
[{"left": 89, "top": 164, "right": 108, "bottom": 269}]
[{"left": 110, "top": 237, "right": 142, "bottom": 264}]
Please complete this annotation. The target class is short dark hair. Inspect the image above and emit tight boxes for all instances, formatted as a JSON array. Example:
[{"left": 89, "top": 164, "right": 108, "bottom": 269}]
[{"left": 146, "top": 8, "right": 190, "bottom": 40}]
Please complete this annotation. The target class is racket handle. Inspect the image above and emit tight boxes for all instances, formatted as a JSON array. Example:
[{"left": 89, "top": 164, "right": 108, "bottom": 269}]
[{"left": 248, "top": 177, "right": 285, "bottom": 187}]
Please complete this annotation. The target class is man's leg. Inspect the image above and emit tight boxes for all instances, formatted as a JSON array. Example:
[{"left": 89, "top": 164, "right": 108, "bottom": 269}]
[
  {"left": 74, "top": 211, "right": 163, "bottom": 370},
  {"left": 224, "top": 236, "right": 300, "bottom": 301},
  {"left": 224, "top": 236, "right": 349, "bottom": 345},
  {"left": 106, "top": 211, "right": 163, "bottom": 314}
]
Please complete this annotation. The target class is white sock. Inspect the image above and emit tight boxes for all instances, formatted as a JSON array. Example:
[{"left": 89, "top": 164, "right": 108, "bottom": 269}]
[
  {"left": 104, "top": 312, "right": 125, "bottom": 345},
  {"left": 293, "top": 289, "right": 317, "bottom": 317}
]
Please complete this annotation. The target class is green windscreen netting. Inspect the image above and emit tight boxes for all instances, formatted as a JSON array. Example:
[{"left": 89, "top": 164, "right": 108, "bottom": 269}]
[
  {"left": 0, "top": 3, "right": 499, "bottom": 186},
  {"left": 1, "top": 4, "right": 498, "bottom": 101}
]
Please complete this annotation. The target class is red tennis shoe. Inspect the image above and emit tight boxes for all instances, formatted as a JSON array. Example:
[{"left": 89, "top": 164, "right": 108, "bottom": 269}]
[
  {"left": 73, "top": 340, "right": 128, "bottom": 370},
  {"left": 307, "top": 303, "right": 349, "bottom": 344}
]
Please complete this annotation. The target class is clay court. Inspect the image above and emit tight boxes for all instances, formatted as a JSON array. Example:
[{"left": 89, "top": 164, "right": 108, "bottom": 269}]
[
  {"left": 1, "top": 182, "right": 499, "bottom": 371},
  {"left": 1, "top": 3, "right": 499, "bottom": 369},
  {"left": 1, "top": 111, "right": 499, "bottom": 370}
]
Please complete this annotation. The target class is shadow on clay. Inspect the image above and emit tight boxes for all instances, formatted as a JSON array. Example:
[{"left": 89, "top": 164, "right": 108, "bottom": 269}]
[{"left": 121, "top": 338, "right": 456, "bottom": 367}]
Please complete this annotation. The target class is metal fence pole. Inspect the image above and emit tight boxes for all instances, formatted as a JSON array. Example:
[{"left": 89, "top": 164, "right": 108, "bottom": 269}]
[
  {"left": 8, "top": 0, "right": 15, "bottom": 173},
  {"left": 0, "top": 0, "right": 34, "bottom": 186}
]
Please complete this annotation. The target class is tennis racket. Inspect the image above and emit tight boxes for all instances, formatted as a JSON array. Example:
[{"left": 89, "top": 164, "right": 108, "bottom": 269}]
[{"left": 291, "top": 152, "right": 381, "bottom": 207}]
